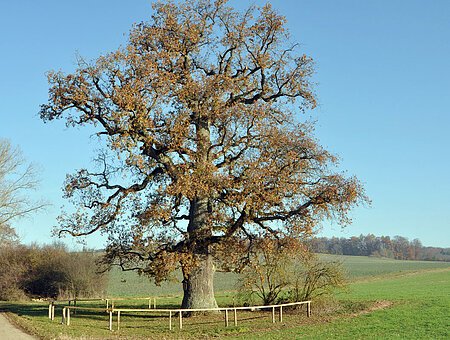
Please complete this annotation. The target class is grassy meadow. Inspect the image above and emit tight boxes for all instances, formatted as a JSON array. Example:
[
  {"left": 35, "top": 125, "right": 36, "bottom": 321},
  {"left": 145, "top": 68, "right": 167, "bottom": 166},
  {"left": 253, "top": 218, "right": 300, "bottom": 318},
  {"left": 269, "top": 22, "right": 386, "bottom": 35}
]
[
  {"left": 0, "top": 255, "right": 449, "bottom": 339},
  {"left": 107, "top": 254, "right": 450, "bottom": 296}
]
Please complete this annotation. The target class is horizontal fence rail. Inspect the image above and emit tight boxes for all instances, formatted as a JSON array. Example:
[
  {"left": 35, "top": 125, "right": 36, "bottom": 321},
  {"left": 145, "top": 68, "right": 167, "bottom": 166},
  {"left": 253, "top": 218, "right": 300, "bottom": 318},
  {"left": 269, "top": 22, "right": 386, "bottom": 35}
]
[{"left": 65, "top": 297, "right": 158, "bottom": 310}]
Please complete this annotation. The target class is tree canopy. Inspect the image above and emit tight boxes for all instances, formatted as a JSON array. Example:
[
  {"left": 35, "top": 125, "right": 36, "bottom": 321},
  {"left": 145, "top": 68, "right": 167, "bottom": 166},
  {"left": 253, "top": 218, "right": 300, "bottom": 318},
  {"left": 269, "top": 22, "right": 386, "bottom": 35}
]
[{"left": 40, "top": 0, "right": 367, "bottom": 309}]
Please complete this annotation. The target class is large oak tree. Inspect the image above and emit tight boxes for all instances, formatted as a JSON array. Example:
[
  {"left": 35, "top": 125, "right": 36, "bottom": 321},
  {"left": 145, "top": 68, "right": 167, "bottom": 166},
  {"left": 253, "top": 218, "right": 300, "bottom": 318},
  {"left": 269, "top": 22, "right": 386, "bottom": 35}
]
[{"left": 40, "top": 0, "right": 366, "bottom": 309}]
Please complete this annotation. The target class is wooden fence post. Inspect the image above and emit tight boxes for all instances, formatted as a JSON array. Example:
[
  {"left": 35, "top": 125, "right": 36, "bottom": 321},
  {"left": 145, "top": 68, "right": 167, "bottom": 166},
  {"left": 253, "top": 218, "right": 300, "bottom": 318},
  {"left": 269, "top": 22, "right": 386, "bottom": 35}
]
[
  {"left": 51, "top": 304, "right": 55, "bottom": 321},
  {"left": 109, "top": 311, "right": 113, "bottom": 331},
  {"left": 67, "top": 308, "right": 70, "bottom": 326},
  {"left": 179, "top": 311, "right": 183, "bottom": 330},
  {"left": 169, "top": 311, "right": 172, "bottom": 330},
  {"left": 154, "top": 297, "right": 157, "bottom": 309},
  {"left": 117, "top": 311, "right": 121, "bottom": 331},
  {"left": 224, "top": 309, "right": 229, "bottom": 327},
  {"left": 279, "top": 306, "right": 283, "bottom": 323},
  {"left": 233, "top": 308, "right": 237, "bottom": 326},
  {"left": 62, "top": 307, "right": 66, "bottom": 325},
  {"left": 272, "top": 306, "right": 275, "bottom": 323},
  {"left": 48, "top": 302, "right": 52, "bottom": 319},
  {"left": 307, "top": 302, "right": 311, "bottom": 317}
]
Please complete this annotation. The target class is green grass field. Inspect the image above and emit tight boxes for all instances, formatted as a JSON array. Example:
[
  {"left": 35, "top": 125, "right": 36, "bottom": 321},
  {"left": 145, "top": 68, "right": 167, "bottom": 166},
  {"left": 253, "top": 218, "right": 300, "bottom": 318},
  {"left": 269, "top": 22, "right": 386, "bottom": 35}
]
[
  {"left": 239, "top": 268, "right": 450, "bottom": 339},
  {"left": 1, "top": 256, "right": 449, "bottom": 339},
  {"left": 107, "top": 267, "right": 241, "bottom": 297},
  {"left": 107, "top": 254, "right": 450, "bottom": 297}
]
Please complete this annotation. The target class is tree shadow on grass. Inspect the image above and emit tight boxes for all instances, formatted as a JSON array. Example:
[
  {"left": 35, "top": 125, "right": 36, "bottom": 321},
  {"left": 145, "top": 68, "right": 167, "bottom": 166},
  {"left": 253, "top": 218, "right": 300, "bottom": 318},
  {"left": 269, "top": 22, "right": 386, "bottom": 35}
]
[{"left": 0, "top": 302, "right": 46, "bottom": 318}]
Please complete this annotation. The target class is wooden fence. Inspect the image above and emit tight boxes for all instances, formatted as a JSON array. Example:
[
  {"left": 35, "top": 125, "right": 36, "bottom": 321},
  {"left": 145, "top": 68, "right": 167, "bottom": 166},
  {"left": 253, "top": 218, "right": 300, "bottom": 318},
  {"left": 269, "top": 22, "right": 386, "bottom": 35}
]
[
  {"left": 48, "top": 296, "right": 158, "bottom": 319},
  {"left": 56, "top": 300, "right": 312, "bottom": 331},
  {"left": 65, "top": 297, "right": 158, "bottom": 310}
]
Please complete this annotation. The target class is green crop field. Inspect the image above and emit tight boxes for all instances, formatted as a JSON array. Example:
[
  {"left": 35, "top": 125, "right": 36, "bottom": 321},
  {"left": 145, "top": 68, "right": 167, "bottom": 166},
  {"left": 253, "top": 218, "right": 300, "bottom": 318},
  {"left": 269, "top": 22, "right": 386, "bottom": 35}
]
[
  {"left": 251, "top": 268, "right": 450, "bottom": 339},
  {"left": 107, "top": 267, "right": 241, "bottom": 297},
  {"left": 320, "top": 254, "right": 450, "bottom": 278},
  {"left": 1, "top": 256, "right": 449, "bottom": 339},
  {"left": 106, "top": 255, "right": 450, "bottom": 297}
]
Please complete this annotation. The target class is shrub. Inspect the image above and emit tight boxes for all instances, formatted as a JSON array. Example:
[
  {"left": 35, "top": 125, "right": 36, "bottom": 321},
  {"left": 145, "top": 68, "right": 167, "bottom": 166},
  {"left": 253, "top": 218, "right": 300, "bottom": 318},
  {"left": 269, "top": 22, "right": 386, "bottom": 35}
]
[
  {"left": 238, "top": 243, "right": 291, "bottom": 305},
  {"left": 237, "top": 237, "right": 307, "bottom": 305},
  {"left": 0, "top": 243, "right": 106, "bottom": 300},
  {"left": 23, "top": 243, "right": 68, "bottom": 298},
  {"left": 237, "top": 237, "right": 347, "bottom": 306},
  {"left": 287, "top": 256, "right": 347, "bottom": 302},
  {"left": 0, "top": 244, "right": 29, "bottom": 300},
  {"left": 58, "top": 251, "right": 107, "bottom": 299}
]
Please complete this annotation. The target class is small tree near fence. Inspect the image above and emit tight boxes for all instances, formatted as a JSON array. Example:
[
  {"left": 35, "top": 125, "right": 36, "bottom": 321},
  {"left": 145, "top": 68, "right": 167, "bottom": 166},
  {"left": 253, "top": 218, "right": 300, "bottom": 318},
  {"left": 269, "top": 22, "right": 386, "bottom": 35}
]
[
  {"left": 238, "top": 237, "right": 298, "bottom": 305},
  {"left": 238, "top": 237, "right": 346, "bottom": 305},
  {"left": 288, "top": 256, "right": 347, "bottom": 302}
]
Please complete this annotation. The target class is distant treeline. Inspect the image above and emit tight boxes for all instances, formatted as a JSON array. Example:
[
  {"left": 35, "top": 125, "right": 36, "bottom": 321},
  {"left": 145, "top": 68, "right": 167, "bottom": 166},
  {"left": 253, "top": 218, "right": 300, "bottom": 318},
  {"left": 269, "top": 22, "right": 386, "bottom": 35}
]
[{"left": 306, "top": 234, "right": 450, "bottom": 262}]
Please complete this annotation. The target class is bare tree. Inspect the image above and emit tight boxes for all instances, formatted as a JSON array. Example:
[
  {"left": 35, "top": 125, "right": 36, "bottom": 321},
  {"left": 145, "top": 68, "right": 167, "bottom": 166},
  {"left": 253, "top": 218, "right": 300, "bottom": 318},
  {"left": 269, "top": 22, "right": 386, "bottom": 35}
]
[
  {"left": 0, "top": 139, "right": 45, "bottom": 243},
  {"left": 238, "top": 237, "right": 307, "bottom": 305},
  {"left": 238, "top": 237, "right": 347, "bottom": 305},
  {"left": 40, "top": 0, "right": 367, "bottom": 309}
]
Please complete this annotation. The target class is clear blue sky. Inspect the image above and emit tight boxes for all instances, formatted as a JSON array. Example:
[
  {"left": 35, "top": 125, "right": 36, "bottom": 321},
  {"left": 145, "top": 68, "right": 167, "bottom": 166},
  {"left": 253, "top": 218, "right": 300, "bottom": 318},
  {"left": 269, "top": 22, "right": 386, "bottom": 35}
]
[{"left": 1, "top": 0, "right": 449, "bottom": 248}]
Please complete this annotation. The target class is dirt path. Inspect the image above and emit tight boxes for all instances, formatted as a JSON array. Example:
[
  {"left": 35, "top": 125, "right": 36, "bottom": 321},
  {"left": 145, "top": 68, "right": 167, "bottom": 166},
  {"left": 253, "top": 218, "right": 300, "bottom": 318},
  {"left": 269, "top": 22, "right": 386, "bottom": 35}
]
[
  {"left": 350, "top": 300, "right": 393, "bottom": 317},
  {"left": 0, "top": 313, "right": 36, "bottom": 340}
]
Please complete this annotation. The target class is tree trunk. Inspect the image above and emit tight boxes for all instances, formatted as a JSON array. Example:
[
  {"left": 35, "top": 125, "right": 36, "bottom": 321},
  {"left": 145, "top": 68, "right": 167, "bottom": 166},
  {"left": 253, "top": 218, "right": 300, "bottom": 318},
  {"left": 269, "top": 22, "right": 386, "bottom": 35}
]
[
  {"left": 181, "top": 196, "right": 218, "bottom": 311},
  {"left": 180, "top": 117, "right": 218, "bottom": 311},
  {"left": 181, "top": 254, "right": 218, "bottom": 310}
]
